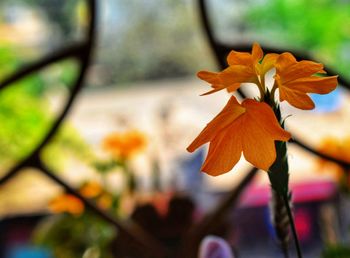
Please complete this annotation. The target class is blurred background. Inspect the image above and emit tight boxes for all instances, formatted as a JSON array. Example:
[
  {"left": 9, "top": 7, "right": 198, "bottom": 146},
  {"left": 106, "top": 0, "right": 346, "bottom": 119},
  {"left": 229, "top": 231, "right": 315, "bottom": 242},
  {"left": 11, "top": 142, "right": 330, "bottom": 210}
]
[{"left": 0, "top": 0, "right": 350, "bottom": 257}]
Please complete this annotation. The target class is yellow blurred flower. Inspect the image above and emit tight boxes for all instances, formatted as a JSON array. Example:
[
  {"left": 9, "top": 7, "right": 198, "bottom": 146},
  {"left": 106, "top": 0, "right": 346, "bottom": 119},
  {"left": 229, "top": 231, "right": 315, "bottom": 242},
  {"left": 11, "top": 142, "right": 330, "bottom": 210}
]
[
  {"left": 97, "top": 193, "right": 113, "bottom": 210},
  {"left": 49, "top": 194, "right": 84, "bottom": 216},
  {"left": 80, "top": 181, "right": 103, "bottom": 198},
  {"left": 102, "top": 130, "right": 147, "bottom": 160}
]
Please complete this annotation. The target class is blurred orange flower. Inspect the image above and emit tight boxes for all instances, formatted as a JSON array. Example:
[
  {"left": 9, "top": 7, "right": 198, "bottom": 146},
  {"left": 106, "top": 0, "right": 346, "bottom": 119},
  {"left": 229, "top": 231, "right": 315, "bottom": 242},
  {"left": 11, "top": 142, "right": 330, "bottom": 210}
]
[
  {"left": 97, "top": 193, "right": 113, "bottom": 210},
  {"left": 198, "top": 42, "right": 278, "bottom": 96},
  {"left": 274, "top": 53, "right": 338, "bottom": 110},
  {"left": 102, "top": 130, "right": 147, "bottom": 159},
  {"left": 80, "top": 181, "right": 102, "bottom": 198},
  {"left": 187, "top": 96, "right": 291, "bottom": 175},
  {"left": 49, "top": 194, "right": 84, "bottom": 216},
  {"left": 318, "top": 137, "right": 350, "bottom": 181}
]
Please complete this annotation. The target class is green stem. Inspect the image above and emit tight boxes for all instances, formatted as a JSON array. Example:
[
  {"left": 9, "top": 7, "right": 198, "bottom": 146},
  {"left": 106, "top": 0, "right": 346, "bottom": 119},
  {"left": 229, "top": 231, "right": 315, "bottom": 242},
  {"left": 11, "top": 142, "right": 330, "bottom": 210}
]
[{"left": 282, "top": 193, "right": 303, "bottom": 258}]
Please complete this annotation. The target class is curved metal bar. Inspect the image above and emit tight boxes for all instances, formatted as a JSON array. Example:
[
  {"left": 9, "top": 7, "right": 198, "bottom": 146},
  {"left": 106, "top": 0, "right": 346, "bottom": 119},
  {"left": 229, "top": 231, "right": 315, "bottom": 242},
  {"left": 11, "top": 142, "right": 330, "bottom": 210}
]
[
  {"left": 0, "top": 44, "right": 84, "bottom": 90},
  {"left": 197, "top": 0, "right": 350, "bottom": 170}
]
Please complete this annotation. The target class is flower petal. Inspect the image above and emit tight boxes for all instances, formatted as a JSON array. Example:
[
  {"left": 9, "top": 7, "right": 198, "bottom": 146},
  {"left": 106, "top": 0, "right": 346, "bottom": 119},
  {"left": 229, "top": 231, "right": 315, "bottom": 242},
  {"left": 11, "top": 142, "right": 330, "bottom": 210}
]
[
  {"left": 242, "top": 118, "right": 277, "bottom": 171},
  {"left": 226, "top": 83, "right": 241, "bottom": 93},
  {"left": 242, "top": 99, "right": 291, "bottom": 141},
  {"left": 252, "top": 42, "right": 264, "bottom": 63},
  {"left": 275, "top": 52, "right": 338, "bottom": 110},
  {"left": 279, "top": 86, "right": 315, "bottom": 110},
  {"left": 187, "top": 96, "right": 245, "bottom": 153},
  {"left": 276, "top": 54, "right": 324, "bottom": 83},
  {"left": 258, "top": 53, "right": 279, "bottom": 76},
  {"left": 198, "top": 71, "right": 221, "bottom": 85},
  {"left": 284, "top": 75, "right": 338, "bottom": 94},
  {"left": 220, "top": 65, "right": 258, "bottom": 84},
  {"left": 201, "top": 124, "right": 242, "bottom": 176},
  {"left": 227, "top": 51, "right": 253, "bottom": 66},
  {"left": 241, "top": 100, "right": 291, "bottom": 170}
]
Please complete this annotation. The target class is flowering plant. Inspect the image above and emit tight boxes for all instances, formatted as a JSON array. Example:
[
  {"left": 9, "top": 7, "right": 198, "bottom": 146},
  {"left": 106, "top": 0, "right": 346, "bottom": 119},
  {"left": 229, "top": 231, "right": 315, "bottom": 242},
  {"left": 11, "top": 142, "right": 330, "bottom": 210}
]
[
  {"left": 187, "top": 43, "right": 338, "bottom": 257},
  {"left": 32, "top": 129, "right": 148, "bottom": 258}
]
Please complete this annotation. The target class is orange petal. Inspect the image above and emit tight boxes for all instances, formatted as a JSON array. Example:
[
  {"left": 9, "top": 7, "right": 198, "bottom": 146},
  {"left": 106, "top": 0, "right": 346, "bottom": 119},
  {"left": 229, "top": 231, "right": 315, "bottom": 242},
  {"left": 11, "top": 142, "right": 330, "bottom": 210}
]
[
  {"left": 187, "top": 96, "right": 245, "bottom": 152},
  {"left": 276, "top": 54, "right": 324, "bottom": 83},
  {"left": 197, "top": 71, "right": 221, "bottom": 84},
  {"left": 242, "top": 117, "right": 277, "bottom": 171},
  {"left": 227, "top": 51, "right": 253, "bottom": 66},
  {"left": 275, "top": 52, "right": 297, "bottom": 71},
  {"left": 187, "top": 97, "right": 291, "bottom": 174},
  {"left": 241, "top": 99, "right": 291, "bottom": 170},
  {"left": 200, "top": 83, "right": 240, "bottom": 96},
  {"left": 252, "top": 42, "right": 264, "bottom": 63},
  {"left": 220, "top": 65, "right": 258, "bottom": 84},
  {"left": 284, "top": 75, "right": 338, "bottom": 94},
  {"left": 201, "top": 125, "right": 242, "bottom": 176},
  {"left": 258, "top": 53, "right": 279, "bottom": 76},
  {"left": 279, "top": 86, "right": 315, "bottom": 110},
  {"left": 242, "top": 99, "right": 291, "bottom": 141},
  {"left": 226, "top": 83, "right": 241, "bottom": 93},
  {"left": 200, "top": 85, "right": 228, "bottom": 96}
]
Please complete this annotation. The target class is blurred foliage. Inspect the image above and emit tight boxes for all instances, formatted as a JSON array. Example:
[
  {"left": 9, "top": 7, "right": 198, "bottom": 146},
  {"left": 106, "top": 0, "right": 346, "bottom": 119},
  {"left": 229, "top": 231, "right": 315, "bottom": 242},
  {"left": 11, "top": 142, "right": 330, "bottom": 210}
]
[
  {"left": 32, "top": 212, "right": 116, "bottom": 258},
  {"left": 322, "top": 244, "right": 350, "bottom": 258},
  {"left": 0, "top": 44, "right": 89, "bottom": 169},
  {"left": 245, "top": 0, "right": 350, "bottom": 79},
  {"left": 41, "top": 124, "right": 92, "bottom": 172}
]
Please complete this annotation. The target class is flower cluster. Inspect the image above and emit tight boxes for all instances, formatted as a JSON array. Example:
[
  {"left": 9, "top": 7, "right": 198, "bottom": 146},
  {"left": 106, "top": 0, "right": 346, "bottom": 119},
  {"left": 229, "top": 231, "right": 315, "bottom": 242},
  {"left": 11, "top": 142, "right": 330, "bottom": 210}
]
[
  {"left": 188, "top": 43, "right": 338, "bottom": 176},
  {"left": 49, "top": 181, "right": 113, "bottom": 216},
  {"left": 102, "top": 130, "right": 147, "bottom": 160}
]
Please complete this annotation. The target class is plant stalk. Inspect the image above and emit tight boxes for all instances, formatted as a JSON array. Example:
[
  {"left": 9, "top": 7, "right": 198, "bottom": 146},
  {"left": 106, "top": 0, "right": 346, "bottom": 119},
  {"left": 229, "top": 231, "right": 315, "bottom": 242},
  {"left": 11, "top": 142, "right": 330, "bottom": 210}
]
[{"left": 282, "top": 193, "right": 303, "bottom": 258}]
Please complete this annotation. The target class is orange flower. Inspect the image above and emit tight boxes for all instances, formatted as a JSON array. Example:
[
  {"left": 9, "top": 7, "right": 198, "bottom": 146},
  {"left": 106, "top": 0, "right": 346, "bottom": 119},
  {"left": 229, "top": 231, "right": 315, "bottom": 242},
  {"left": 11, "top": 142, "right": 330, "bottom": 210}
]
[
  {"left": 103, "top": 130, "right": 147, "bottom": 159},
  {"left": 49, "top": 194, "right": 84, "bottom": 216},
  {"left": 318, "top": 137, "right": 350, "bottom": 180},
  {"left": 80, "top": 181, "right": 102, "bottom": 198},
  {"left": 187, "top": 96, "right": 291, "bottom": 175},
  {"left": 198, "top": 43, "right": 279, "bottom": 96},
  {"left": 274, "top": 53, "right": 338, "bottom": 110},
  {"left": 97, "top": 193, "right": 113, "bottom": 210}
]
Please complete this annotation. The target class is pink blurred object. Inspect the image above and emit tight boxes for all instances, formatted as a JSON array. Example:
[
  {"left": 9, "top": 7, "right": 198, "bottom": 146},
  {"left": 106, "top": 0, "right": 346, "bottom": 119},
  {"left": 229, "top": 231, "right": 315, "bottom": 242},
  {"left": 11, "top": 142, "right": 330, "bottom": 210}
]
[
  {"left": 198, "top": 236, "right": 234, "bottom": 258},
  {"left": 239, "top": 180, "right": 337, "bottom": 207}
]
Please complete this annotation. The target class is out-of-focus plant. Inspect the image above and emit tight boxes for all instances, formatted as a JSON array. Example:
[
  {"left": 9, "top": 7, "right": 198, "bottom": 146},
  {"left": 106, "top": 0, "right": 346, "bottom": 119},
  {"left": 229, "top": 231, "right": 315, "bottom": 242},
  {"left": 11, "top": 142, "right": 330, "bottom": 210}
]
[
  {"left": 0, "top": 44, "right": 89, "bottom": 171},
  {"left": 96, "top": 130, "right": 148, "bottom": 194},
  {"left": 322, "top": 244, "right": 350, "bottom": 258},
  {"left": 33, "top": 183, "right": 116, "bottom": 258},
  {"left": 33, "top": 129, "right": 149, "bottom": 258}
]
